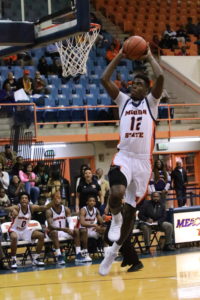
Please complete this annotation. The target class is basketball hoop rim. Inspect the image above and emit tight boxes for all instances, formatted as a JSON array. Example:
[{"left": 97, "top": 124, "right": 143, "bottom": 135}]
[{"left": 89, "top": 23, "right": 101, "bottom": 32}]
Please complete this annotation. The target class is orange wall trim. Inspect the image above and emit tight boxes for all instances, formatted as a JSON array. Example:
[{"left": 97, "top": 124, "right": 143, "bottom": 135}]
[
  {"left": 38, "top": 133, "right": 119, "bottom": 143},
  {"left": 156, "top": 129, "right": 200, "bottom": 139}
]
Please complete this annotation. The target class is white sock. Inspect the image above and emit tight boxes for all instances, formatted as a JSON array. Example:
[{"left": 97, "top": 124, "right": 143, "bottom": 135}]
[
  {"left": 112, "top": 212, "right": 122, "bottom": 223},
  {"left": 75, "top": 247, "right": 81, "bottom": 255},
  {"left": 12, "top": 256, "right": 16, "bottom": 260},
  {"left": 111, "top": 242, "right": 121, "bottom": 253},
  {"left": 33, "top": 253, "right": 40, "bottom": 260},
  {"left": 55, "top": 249, "right": 61, "bottom": 256}
]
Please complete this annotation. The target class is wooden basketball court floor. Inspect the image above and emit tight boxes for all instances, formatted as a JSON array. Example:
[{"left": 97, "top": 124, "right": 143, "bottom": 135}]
[{"left": 0, "top": 249, "right": 200, "bottom": 300}]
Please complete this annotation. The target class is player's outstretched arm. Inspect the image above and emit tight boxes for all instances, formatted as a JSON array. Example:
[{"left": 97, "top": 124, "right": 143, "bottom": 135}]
[
  {"left": 101, "top": 49, "right": 125, "bottom": 100},
  {"left": 31, "top": 200, "right": 53, "bottom": 212},
  {"left": 145, "top": 48, "right": 164, "bottom": 99}
]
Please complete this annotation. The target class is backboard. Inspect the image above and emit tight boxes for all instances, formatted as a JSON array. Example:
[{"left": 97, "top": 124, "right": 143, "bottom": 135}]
[{"left": 0, "top": 0, "right": 90, "bottom": 57}]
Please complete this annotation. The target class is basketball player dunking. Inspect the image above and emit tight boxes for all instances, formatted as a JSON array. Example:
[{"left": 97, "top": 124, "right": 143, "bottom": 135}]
[{"left": 99, "top": 46, "right": 164, "bottom": 275}]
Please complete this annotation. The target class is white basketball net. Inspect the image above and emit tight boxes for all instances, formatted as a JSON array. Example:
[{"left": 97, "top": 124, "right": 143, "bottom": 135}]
[{"left": 56, "top": 24, "right": 100, "bottom": 77}]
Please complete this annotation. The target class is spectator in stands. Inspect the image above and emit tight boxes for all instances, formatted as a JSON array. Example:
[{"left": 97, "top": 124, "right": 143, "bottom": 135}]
[
  {"left": 75, "top": 164, "right": 89, "bottom": 192},
  {"left": 0, "top": 83, "right": 15, "bottom": 116},
  {"left": 3, "top": 72, "right": 17, "bottom": 91},
  {"left": 17, "top": 69, "right": 33, "bottom": 95},
  {"left": 0, "top": 162, "right": 9, "bottom": 190},
  {"left": 176, "top": 25, "right": 190, "bottom": 45},
  {"left": 6, "top": 192, "right": 53, "bottom": 269},
  {"left": 95, "top": 168, "right": 109, "bottom": 206},
  {"left": 105, "top": 40, "right": 120, "bottom": 64},
  {"left": 149, "top": 159, "right": 171, "bottom": 205},
  {"left": 114, "top": 71, "right": 128, "bottom": 93},
  {"left": 46, "top": 43, "right": 59, "bottom": 59},
  {"left": 0, "top": 144, "right": 16, "bottom": 172},
  {"left": 32, "top": 71, "right": 49, "bottom": 95},
  {"left": 11, "top": 156, "right": 24, "bottom": 176},
  {"left": 79, "top": 195, "right": 108, "bottom": 259},
  {"left": 171, "top": 161, "right": 188, "bottom": 207},
  {"left": 34, "top": 161, "right": 49, "bottom": 194},
  {"left": 46, "top": 191, "right": 87, "bottom": 264},
  {"left": 37, "top": 56, "right": 49, "bottom": 76},
  {"left": 19, "top": 163, "right": 40, "bottom": 204},
  {"left": 185, "top": 17, "right": 197, "bottom": 35},
  {"left": 163, "top": 24, "right": 178, "bottom": 49},
  {"left": 8, "top": 175, "right": 25, "bottom": 204},
  {"left": 175, "top": 46, "right": 190, "bottom": 56},
  {"left": 0, "top": 187, "right": 10, "bottom": 207},
  {"left": 138, "top": 192, "right": 174, "bottom": 254},
  {"left": 2, "top": 55, "right": 17, "bottom": 66},
  {"left": 76, "top": 167, "right": 102, "bottom": 212},
  {"left": 17, "top": 51, "right": 33, "bottom": 66},
  {"left": 47, "top": 169, "right": 63, "bottom": 197},
  {"left": 49, "top": 58, "right": 62, "bottom": 77}
]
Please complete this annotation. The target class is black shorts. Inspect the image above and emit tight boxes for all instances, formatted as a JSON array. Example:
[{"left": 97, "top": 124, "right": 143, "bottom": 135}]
[{"left": 108, "top": 165, "right": 127, "bottom": 187}]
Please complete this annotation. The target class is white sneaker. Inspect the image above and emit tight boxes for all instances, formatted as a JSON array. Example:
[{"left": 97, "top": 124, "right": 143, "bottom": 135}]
[
  {"left": 108, "top": 213, "right": 122, "bottom": 242},
  {"left": 83, "top": 253, "right": 92, "bottom": 262},
  {"left": 32, "top": 257, "right": 45, "bottom": 266},
  {"left": 99, "top": 247, "right": 117, "bottom": 276},
  {"left": 11, "top": 259, "right": 17, "bottom": 269}
]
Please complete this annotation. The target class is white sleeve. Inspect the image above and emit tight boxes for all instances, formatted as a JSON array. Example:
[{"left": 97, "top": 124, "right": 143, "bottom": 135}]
[
  {"left": 147, "top": 93, "right": 160, "bottom": 120},
  {"left": 1, "top": 172, "right": 9, "bottom": 189},
  {"left": 114, "top": 91, "right": 130, "bottom": 117}
]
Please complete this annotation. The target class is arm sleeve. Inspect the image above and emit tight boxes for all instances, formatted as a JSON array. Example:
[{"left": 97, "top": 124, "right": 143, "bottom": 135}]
[
  {"left": 138, "top": 202, "right": 148, "bottom": 222},
  {"left": 1, "top": 172, "right": 9, "bottom": 189},
  {"left": 19, "top": 170, "right": 29, "bottom": 182}
]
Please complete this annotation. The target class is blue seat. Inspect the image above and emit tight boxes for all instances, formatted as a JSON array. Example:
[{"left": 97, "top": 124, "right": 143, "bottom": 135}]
[
  {"left": 71, "top": 94, "right": 83, "bottom": 106},
  {"left": 47, "top": 85, "right": 58, "bottom": 98},
  {"left": 85, "top": 94, "right": 97, "bottom": 106},
  {"left": 58, "top": 94, "right": 69, "bottom": 106},
  {"left": 43, "top": 108, "right": 58, "bottom": 123},
  {"left": 48, "top": 75, "right": 61, "bottom": 88}
]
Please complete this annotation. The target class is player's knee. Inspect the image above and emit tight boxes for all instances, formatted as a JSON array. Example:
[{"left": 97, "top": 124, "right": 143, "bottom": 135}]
[
  {"left": 37, "top": 232, "right": 44, "bottom": 241},
  {"left": 110, "top": 189, "right": 124, "bottom": 204}
]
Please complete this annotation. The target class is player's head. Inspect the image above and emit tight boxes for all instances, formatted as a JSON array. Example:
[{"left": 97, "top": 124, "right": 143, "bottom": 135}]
[
  {"left": 131, "top": 74, "right": 150, "bottom": 100},
  {"left": 151, "top": 192, "right": 160, "bottom": 203},
  {"left": 86, "top": 195, "right": 96, "bottom": 208},
  {"left": 19, "top": 192, "right": 30, "bottom": 206},
  {"left": 52, "top": 191, "right": 62, "bottom": 205}
]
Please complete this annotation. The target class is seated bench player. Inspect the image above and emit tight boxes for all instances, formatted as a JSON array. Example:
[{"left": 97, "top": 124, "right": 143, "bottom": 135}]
[
  {"left": 79, "top": 195, "right": 108, "bottom": 259},
  {"left": 6, "top": 192, "right": 53, "bottom": 269},
  {"left": 46, "top": 191, "right": 88, "bottom": 264}
]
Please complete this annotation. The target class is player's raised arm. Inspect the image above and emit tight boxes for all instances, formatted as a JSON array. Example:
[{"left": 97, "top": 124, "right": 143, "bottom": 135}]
[
  {"left": 145, "top": 48, "right": 164, "bottom": 99},
  {"left": 101, "top": 49, "right": 125, "bottom": 100}
]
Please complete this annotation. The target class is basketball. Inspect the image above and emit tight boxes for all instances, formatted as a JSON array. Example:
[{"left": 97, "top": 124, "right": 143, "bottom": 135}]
[{"left": 123, "top": 36, "right": 148, "bottom": 60}]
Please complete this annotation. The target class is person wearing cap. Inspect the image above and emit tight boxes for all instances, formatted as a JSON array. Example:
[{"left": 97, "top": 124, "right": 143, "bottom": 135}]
[
  {"left": 17, "top": 69, "right": 33, "bottom": 95},
  {"left": 0, "top": 145, "right": 16, "bottom": 172}
]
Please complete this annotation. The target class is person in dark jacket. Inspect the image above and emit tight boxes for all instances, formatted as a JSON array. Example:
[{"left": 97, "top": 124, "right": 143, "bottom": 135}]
[
  {"left": 138, "top": 192, "right": 174, "bottom": 254},
  {"left": 171, "top": 161, "right": 188, "bottom": 207}
]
